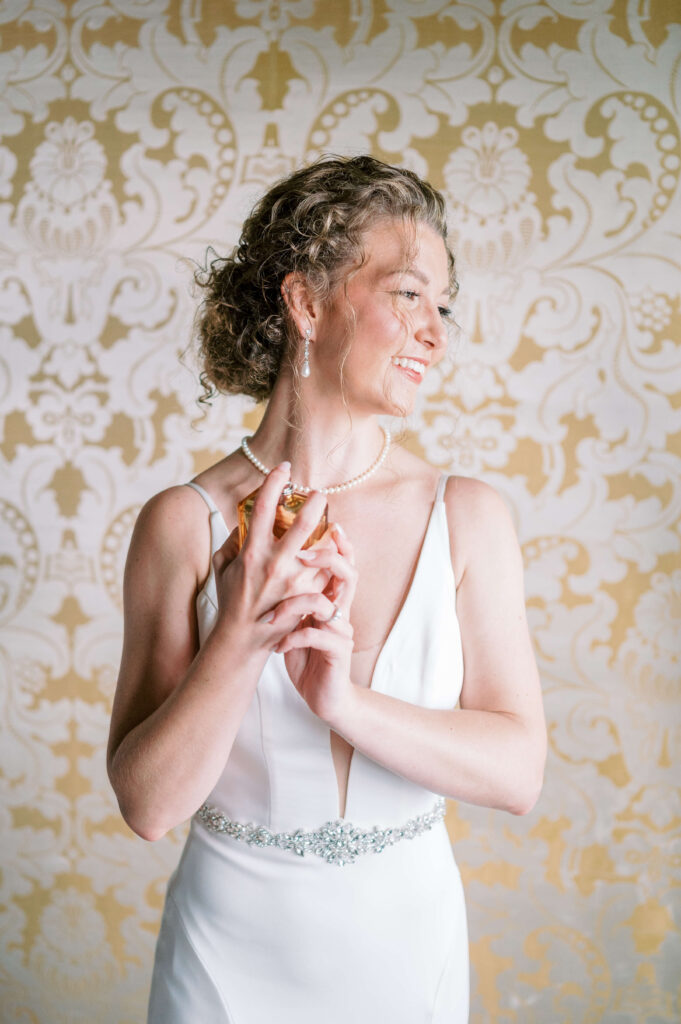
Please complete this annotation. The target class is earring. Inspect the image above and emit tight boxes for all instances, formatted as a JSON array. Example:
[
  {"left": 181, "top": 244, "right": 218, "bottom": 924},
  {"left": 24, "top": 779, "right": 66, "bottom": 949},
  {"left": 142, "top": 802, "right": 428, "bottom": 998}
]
[{"left": 301, "top": 326, "right": 311, "bottom": 378}]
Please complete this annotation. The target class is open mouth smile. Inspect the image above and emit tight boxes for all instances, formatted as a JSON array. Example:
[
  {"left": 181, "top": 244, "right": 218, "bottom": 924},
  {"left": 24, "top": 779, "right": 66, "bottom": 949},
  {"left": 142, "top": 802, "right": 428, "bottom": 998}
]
[{"left": 391, "top": 356, "right": 426, "bottom": 381}]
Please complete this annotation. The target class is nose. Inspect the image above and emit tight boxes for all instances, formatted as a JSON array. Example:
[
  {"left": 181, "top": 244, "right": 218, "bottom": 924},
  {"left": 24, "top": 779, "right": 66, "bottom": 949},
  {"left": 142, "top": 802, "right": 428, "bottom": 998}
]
[{"left": 414, "top": 300, "right": 448, "bottom": 353}]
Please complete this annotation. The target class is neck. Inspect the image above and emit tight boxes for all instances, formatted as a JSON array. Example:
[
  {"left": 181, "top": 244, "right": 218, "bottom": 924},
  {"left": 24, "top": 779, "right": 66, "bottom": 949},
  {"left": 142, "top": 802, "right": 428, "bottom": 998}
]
[{"left": 246, "top": 369, "right": 388, "bottom": 491}]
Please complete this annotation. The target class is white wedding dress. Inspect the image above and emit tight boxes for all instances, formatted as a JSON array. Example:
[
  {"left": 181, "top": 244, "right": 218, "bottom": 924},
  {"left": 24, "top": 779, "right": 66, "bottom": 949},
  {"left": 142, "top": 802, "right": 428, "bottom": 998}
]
[{"left": 147, "top": 473, "right": 469, "bottom": 1023}]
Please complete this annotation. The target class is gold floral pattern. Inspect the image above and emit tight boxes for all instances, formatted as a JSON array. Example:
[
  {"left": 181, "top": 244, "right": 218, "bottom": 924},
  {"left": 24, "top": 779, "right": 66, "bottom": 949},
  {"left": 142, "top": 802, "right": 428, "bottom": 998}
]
[{"left": 1, "top": 3, "right": 680, "bottom": 1021}]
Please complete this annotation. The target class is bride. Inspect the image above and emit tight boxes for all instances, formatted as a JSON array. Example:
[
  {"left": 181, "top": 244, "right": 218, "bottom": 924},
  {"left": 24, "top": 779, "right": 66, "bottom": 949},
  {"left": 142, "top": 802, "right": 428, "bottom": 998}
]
[{"left": 107, "top": 154, "right": 546, "bottom": 1024}]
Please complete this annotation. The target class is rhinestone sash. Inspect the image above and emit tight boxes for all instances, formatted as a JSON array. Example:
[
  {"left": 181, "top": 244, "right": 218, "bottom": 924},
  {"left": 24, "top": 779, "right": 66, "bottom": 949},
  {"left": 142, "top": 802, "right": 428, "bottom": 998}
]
[{"left": 195, "top": 798, "right": 447, "bottom": 866}]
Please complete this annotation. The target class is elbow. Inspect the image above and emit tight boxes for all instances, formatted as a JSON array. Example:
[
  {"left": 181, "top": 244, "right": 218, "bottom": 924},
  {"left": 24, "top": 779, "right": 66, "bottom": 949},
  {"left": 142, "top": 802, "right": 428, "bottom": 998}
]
[
  {"left": 108, "top": 764, "right": 169, "bottom": 842},
  {"left": 508, "top": 761, "right": 545, "bottom": 816},
  {"left": 119, "top": 800, "right": 170, "bottom": 842},
  {"left": 131, "top": 822, "right": 168, "bottom": 843},
  {"left": 509, "top": 782, "right": 540, "bottom": 815},
  {"left": 507, "top": 721, "right": 547, "bottom": 816}
]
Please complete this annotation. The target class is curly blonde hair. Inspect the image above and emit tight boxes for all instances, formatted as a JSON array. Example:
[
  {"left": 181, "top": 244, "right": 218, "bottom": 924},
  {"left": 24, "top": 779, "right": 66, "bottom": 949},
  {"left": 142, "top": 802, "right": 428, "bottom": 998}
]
[{"left": 194, "top": 154, "right": 457, "bottom": 404}]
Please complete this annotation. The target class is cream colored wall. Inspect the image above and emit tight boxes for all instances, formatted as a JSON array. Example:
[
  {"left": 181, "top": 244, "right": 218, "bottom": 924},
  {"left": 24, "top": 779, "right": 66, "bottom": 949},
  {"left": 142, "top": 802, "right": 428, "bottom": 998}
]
[{"left": 1, "top": 2, "right": 679, "bottom": 1021}]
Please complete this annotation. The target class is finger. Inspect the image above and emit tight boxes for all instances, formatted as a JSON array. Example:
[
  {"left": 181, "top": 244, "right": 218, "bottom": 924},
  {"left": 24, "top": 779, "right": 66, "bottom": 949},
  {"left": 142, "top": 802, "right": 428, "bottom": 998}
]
[
  {"left": 295, "top": 546, "right": 357, "bottom": 611},
  {"left": 283, "top": 560, "right": 333, "bottom": 596},
  {"left": 275, "top": 625, "right": 351, "bottom": 656},
  {"left": 257, "top": 592, "right": 346, "bottom": 633},
  {"left": 243, "top": 462, "right": 291, "bottom": 548},
  {"left": 310, "top": 523, "right": 352, "bottom": 560},
  {"left": 311, "top": 566, "right": 334, "bottom": 593},
  {"left": 276, "top": 490, "right": 328, "bottom": 555},
  {"left": 213, "top": 526, "right": 240, "bottom": 572},
  {"left": 330, "top": 522, "right": 355, "bottom": 566},
  {"left": 296, "top": 546, "right": 353, "bottom": 578}
]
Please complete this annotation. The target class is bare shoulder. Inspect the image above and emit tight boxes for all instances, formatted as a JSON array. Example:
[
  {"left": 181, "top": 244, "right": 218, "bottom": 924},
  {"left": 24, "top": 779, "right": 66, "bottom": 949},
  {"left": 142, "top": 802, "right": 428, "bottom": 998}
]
[
  {"left": 443, "top": 474, "right": 513, "bottom": 525},
  {"left": 132, "top": 483, "right": 211, "bottom": 550},
  {"left": 442, "top": 475, "right": 520, "bottom": 585},
  {"left": 127, "top": 483, "right": 214, "bottom": 593}
]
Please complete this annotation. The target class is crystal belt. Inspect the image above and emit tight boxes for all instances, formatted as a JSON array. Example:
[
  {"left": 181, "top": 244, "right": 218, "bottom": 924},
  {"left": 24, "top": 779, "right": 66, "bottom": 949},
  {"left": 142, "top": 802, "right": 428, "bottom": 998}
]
[{"left": 195, "top": 798, "right": 446, "bottom": 866}]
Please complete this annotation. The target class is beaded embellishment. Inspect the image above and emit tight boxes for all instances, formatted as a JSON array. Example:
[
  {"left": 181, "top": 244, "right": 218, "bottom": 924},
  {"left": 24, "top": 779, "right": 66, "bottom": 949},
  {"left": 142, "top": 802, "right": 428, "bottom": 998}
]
[{"left": 195, "top": 798, "right": 446, "bottom": 866}]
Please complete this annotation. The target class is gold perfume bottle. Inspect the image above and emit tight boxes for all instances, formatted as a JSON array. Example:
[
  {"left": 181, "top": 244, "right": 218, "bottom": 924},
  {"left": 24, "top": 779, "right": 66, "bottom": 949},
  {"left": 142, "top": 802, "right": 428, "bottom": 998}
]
[{"left": 237, "top": 484, "right": 328, "bottom": 550}]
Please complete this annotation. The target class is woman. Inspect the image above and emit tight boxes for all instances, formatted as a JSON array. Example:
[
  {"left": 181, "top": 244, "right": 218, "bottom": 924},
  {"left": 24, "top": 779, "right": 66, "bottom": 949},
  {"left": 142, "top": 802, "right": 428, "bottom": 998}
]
[{"left": 107, "top": 155, "right": 546, "bottom": 1023}]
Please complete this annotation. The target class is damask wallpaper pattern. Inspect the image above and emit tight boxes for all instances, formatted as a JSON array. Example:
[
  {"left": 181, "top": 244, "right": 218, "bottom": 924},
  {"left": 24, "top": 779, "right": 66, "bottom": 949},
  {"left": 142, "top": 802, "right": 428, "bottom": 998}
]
[{"left": 0, "top": 1, "right": 679, "bottom": 1021}]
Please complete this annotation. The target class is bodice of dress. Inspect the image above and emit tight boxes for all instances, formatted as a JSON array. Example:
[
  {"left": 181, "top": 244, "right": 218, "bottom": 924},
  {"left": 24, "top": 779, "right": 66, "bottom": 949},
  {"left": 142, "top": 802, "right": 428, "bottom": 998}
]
[{"left": 186, "top": 474, "right": 464, "bottom": 832}]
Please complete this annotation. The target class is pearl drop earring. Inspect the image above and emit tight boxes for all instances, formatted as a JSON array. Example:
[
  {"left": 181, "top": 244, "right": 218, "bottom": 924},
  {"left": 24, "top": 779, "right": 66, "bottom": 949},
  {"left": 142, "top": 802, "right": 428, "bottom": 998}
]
[{"left": 301, "top": 326, "right": 311, "bottom": 378}]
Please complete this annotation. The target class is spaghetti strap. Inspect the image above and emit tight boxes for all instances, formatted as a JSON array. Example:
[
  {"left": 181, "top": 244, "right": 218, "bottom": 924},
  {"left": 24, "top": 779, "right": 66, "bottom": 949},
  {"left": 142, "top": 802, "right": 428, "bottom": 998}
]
[
  {"left": 185, "top": 480, "right": 220, "bottom": 515},
  {"left": 184, "top": 481, "right": 227, "bottom": 560},
  {"left": 434, "top": 473, "right": 449, "bottom": 504}
]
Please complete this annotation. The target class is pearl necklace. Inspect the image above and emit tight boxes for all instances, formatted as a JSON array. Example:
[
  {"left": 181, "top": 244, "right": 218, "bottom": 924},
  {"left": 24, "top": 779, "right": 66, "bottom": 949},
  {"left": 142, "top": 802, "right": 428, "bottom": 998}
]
[{"left": 240, "top": 428, "right": 391, "bottom": 495}]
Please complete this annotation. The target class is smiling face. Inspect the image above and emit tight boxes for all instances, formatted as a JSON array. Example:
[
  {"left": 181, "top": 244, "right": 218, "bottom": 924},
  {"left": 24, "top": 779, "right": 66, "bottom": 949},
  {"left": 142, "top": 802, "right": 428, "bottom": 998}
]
[{"left": 311, "top": 218, "right": 453, "bottom": 417}]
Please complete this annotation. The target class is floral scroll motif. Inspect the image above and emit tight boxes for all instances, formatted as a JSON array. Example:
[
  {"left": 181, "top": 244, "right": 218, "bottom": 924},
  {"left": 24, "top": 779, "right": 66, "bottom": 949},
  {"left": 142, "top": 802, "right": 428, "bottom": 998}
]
[{"left": 1, "top": 3, "right": 680, "bottom": 1022}]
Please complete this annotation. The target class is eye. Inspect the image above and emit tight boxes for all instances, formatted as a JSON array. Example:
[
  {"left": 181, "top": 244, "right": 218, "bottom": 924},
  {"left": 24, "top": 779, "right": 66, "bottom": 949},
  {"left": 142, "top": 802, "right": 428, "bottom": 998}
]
[
  {"left": 395, "top": 290, "right": 419, "bottom": 301},
  {"left": 438, "top": 305, "right": 453, "bottom": 321}
]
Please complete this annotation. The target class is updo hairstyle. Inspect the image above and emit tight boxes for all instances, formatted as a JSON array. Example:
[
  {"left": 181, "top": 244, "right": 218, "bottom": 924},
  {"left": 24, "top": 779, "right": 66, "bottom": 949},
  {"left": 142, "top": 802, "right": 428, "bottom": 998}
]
[{"left": 194, "top": 154, "right": 457, "bottom": 404}]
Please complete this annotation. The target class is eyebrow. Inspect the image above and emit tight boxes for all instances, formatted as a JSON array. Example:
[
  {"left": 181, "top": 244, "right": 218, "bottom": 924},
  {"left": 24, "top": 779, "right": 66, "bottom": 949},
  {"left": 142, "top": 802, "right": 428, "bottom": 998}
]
[{"left": 383, "top": 266, "right": 451, "bottom": 296}]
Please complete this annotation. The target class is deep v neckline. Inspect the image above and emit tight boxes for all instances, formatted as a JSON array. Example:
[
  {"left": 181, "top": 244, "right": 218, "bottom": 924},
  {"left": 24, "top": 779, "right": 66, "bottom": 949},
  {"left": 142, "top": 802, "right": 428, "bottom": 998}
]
[
  {"left": 361, "top": 487, "right": 442, "bottom": 696},
  {"left": 335, "top": 482, "right": 445, "bottom": 819},
  {"left": 187, "top": 475, "right": 448, "bottom": 821}
]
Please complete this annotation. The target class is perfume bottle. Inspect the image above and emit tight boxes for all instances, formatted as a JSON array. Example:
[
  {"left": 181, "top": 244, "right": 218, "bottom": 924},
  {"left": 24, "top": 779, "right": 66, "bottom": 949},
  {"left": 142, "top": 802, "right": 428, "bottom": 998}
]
[{"left": 237, "top": 483, "right": 328, "bottom": 550}]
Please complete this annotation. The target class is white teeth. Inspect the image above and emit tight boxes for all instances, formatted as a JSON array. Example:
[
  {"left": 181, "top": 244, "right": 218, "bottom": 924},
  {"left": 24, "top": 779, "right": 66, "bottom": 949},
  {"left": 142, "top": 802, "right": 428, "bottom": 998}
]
[{"left": 392, "top": 357, "right": 425, "bottom": 374}]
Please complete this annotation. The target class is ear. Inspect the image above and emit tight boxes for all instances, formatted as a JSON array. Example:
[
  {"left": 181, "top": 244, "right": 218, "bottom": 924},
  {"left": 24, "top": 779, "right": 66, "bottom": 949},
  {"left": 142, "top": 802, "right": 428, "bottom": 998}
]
[{"left": 281, "top": 273, "right": 322, "bottom": 339}]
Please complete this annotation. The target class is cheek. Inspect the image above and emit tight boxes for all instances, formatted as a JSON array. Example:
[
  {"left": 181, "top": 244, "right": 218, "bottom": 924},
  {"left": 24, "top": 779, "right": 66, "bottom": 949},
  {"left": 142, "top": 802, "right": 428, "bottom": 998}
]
[{"left": 366, "top": 306, "right": 408, "bottom": 349}]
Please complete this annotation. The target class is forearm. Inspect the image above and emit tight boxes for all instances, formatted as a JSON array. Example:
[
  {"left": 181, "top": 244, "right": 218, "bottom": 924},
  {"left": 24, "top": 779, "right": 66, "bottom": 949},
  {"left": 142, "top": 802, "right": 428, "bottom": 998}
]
[
  {"left": 109, "top": 630, "right": 268, "bottom": 840},
  {"left": 331, "top": 686, "right": 546, "bottom": 815}
]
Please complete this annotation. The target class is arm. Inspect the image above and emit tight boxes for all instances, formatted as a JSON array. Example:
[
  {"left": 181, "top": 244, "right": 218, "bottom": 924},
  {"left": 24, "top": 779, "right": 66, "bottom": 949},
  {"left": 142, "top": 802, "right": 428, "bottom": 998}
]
[
  {"left": 107, "top": 468, "right": 330, "bottom": 841},
  {"left": 107, "top": 486, "right": 267, "bottom": 842},
  {"left": 322, "top": 478, "right": 547, "bottom": 815}
]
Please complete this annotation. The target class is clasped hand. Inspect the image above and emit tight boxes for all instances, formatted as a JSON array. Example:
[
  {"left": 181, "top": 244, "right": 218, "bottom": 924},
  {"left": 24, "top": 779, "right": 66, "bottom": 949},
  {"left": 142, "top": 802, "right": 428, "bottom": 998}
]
[{"left": 211, "top": 462, "right": 357, "bottom": 724}]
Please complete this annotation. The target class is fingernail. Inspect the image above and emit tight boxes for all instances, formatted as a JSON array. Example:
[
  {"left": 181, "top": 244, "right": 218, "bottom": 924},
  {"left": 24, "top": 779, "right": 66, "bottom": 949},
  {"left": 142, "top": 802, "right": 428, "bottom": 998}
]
[
  {"left": 297, "top": 549, "right": 317, "bottom": 560},
  {"left": 333, "top": 523, "right": 345, "bottom": 538},
  {"left": 278, "top": 461, "right": 291, "bottom": 472},
  {"left": 258, "top": 609, "right": 275, "bottom": 623}
]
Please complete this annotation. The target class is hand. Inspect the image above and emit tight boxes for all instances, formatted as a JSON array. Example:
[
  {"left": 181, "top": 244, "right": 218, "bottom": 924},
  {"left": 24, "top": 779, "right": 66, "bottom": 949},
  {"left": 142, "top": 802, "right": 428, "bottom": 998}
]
[
  {"left": 210, "top": 463, "right": 331, "bottom": 653},
  {"left": 265, "top": 524, "right": 358, "bottom": 724}
]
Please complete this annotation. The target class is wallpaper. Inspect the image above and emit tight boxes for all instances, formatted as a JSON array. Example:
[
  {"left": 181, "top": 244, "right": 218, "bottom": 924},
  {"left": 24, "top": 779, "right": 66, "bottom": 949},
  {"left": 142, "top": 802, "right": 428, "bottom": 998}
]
[{"left": 1, "top": 1, "right": 680, "bottom": 1021}]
